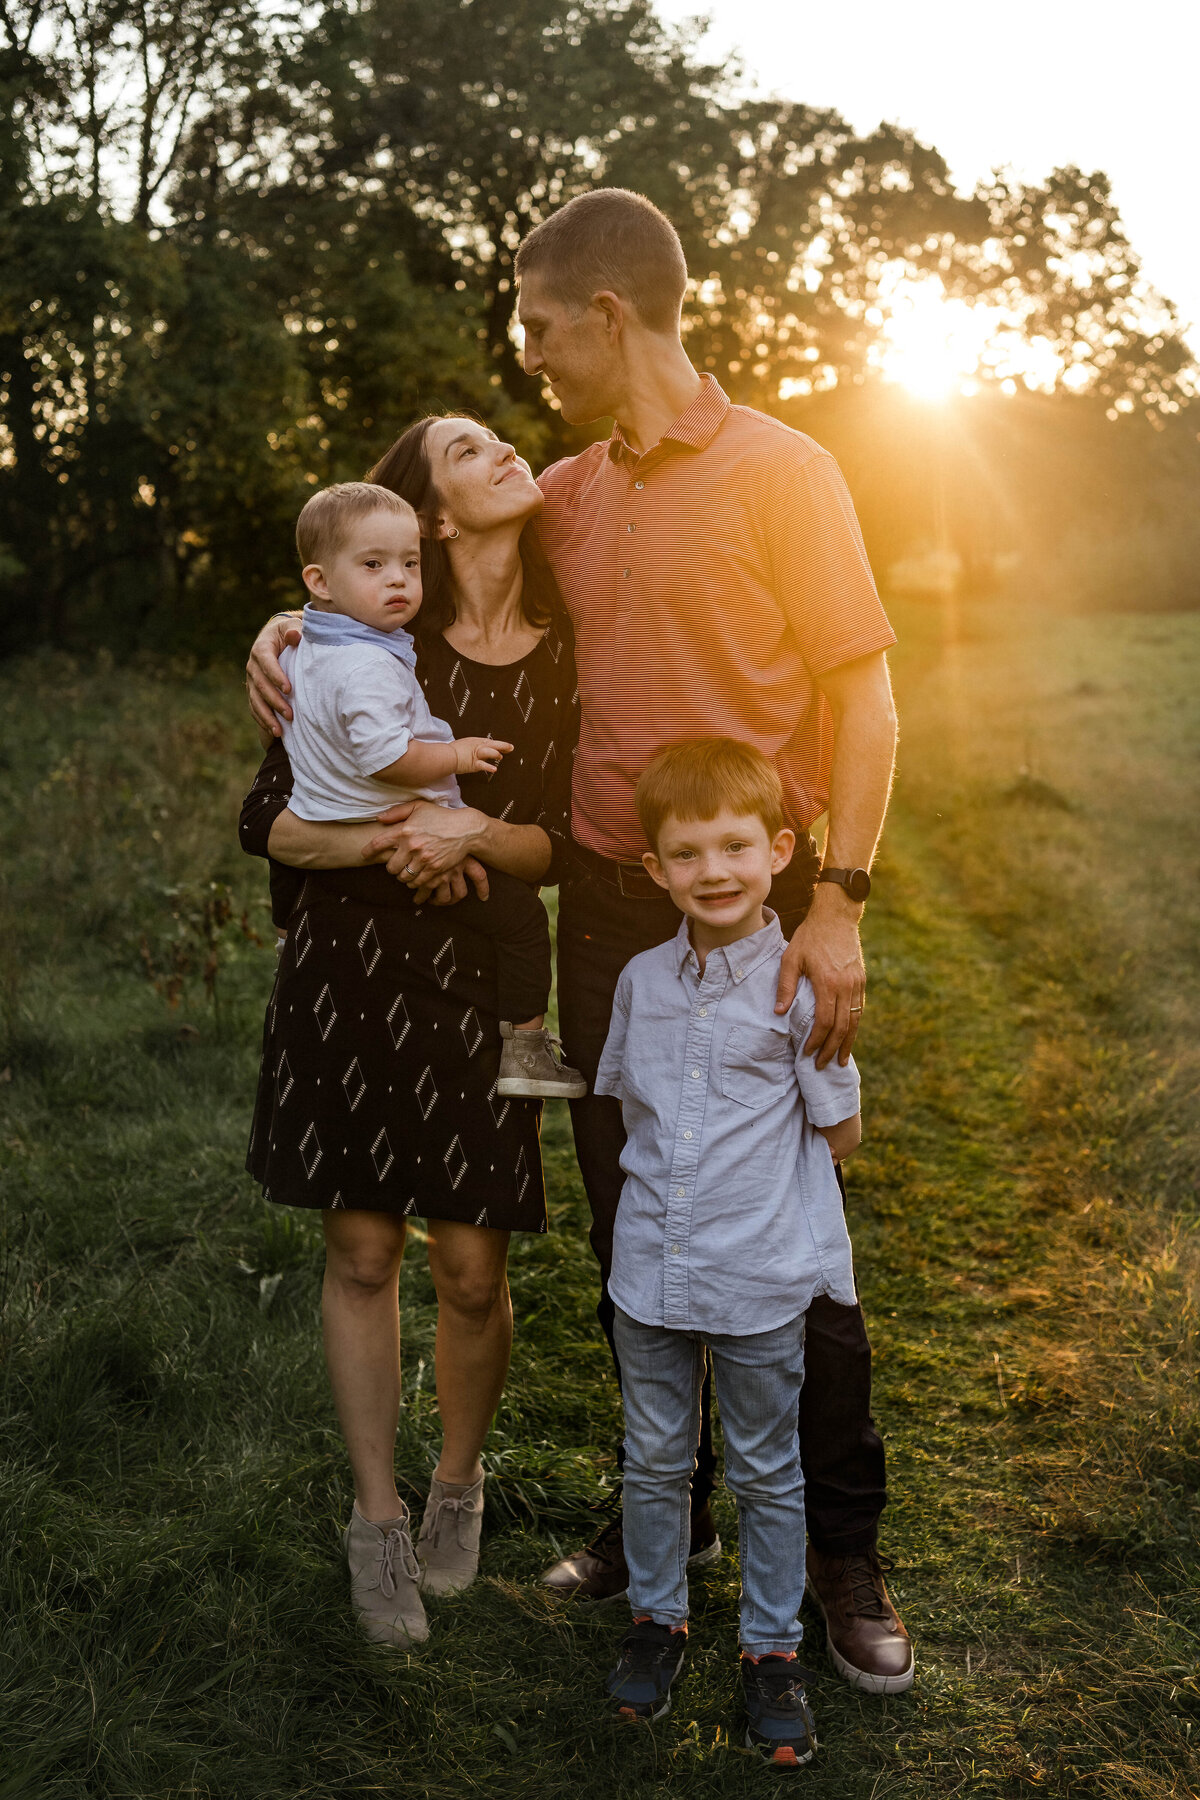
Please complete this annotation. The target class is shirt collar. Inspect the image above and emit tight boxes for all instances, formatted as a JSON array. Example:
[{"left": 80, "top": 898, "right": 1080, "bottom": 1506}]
[
  {"left": 607, "top": 373, "right": 731, "bottom": 465},
  {"left": 674, "top": 909, "right": 787, "bottom": 982}
]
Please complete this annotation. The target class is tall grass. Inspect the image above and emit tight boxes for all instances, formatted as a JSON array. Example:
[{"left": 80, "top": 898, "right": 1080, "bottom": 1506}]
[{"left": 1, "top": 613, "right": 1197, "bottom": 1798}]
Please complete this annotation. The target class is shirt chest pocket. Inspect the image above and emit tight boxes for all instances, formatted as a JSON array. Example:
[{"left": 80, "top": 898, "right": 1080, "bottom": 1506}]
[{"left": 720, "top": 1025, "right": 794, "bottom": 1109}]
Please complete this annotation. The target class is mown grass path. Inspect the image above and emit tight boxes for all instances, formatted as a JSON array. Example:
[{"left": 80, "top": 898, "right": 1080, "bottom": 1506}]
[{"left": 1, "top": 606, "right": 1197, "bottom": 1798}]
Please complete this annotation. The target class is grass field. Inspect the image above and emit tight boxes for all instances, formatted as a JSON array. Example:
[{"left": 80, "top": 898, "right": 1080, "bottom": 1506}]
[{"left": 1, "top": 599, "right": 1198, "bottom": 1799}]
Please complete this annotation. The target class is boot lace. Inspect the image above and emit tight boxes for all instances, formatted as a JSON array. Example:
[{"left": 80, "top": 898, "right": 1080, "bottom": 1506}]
[
  {"left": 376, "top": 1523, "right": 420, "bottom": 1597},
  {"left": 835, "top": 1550, "right": 895, "bottom": 1618},
  {"left": 582, "top": 1496, "right": 624, "bottom": 1565},
  {"left": 422, "top": 1488, "right": 480, "bottom": 1551}
]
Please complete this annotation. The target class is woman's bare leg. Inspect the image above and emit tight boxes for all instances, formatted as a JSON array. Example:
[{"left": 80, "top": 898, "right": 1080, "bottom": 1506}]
[
  {"left": 322, "top": 1208, "right": 409, "bottom": 1522},
  {"left": 424, "top": 1219, "right": 513, "bottom": 1485}
]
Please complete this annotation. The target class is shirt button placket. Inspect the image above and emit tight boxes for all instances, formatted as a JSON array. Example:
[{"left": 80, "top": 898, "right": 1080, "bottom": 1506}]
[{"left": 663, "top": 966, "right": 722, "bottom": 1327}]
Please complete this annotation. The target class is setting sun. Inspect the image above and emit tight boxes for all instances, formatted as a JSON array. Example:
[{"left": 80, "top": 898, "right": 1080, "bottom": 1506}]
[{"left": 867, "top": 272, "right": 1066, "bottom": 401}]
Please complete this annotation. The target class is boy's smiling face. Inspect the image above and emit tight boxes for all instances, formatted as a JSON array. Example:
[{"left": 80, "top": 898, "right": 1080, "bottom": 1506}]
[
  {"left": 302, "top": 509, "right": 423, "bottom": 633},
  {"left": 643, "top": 809, "right": 796, "bottom": 952}
]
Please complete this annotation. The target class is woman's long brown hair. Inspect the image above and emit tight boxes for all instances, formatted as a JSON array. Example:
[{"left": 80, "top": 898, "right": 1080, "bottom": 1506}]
[{"left": 367, "top": 415, "right": 560, "bottom": 640}]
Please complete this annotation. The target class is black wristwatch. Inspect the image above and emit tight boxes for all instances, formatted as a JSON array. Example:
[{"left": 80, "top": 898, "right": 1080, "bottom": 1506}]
[{"left": 817, "top": 865, "right": 872, "bottom": 904}]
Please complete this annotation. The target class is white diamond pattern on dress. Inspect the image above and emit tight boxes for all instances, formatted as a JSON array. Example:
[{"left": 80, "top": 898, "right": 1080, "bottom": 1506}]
[
  {"left": 358, "top": 918, "right": 381, "bottom": 977},
  {"left": 387, "top": 993, "right": 411, "bottom": 1048},
  {"left": 541, "top": 740, "right": 556, "bottom": 775},
  {"left": 443, "top": 1135, "right": 468, "bottom": 1190},
  {"left": 342, "top": 1057, "right": 366, "bottom": 1112},
  {"left": 313, "top": 984, "right": 338, "bottom": 1040},
  {"left": 293, "top": 911, "right": 313, "bottom": 965},
  {"left": 513, "top": 669, "right": 534, "bottom": 722},
  {"left": 432, "top": 937, "right": 456, "bottom": 990},
  {"left": 276, "top": 1050, "right": 295, "bottom": 1105},
  {"left": 449, "top": 660, "right": 471, "bottom": 717},
  {"left": 459, "top": 1008, "right": 483, "bottom": 1056},
  {"left": 487, "top": 1078, "right": 510, "bottom": 1128},
  {"left": 371, "top": 1128, "right": 394, "bottom": 1181},
  {"left": 416, "top": 1065, "right": 438, "bottom": 1120},
  {"left": 514, "top": 1146, "right": 530, "bottom": 1205},
  {"left": 545, "top": 625, "right": 562, "bottom": 663},
  {"left": 299, "top": 1123, "right": 323, "bottom": 1179},
  {"left": 474, "top": 1207, "right": 489, "bottom": 1226}
]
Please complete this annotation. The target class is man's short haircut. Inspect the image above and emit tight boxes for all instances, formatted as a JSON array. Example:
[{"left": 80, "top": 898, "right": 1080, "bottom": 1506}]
[
  {"left": 515, "top": 188, "right": 688, "bottom": 333},
  {"left": 635, "top": 737, "right": 785, "bottom": 849},
  {"left": 296, "top": 481, "right": 415, "bottom": 567}
]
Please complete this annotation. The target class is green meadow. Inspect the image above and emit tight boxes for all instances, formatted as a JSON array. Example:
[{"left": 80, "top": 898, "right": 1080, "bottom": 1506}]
[{"left": 1, "top": 596, "right": 1197, "bottom": 1799}]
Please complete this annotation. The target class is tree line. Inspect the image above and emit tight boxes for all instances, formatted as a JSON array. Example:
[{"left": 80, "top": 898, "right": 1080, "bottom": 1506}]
[{"left": 2, "top": 0, "right": 1197, "bottom": 657}]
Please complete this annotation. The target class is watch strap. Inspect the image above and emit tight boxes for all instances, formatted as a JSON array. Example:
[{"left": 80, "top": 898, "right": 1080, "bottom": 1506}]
[{"left": 818, "top": 866, "right": 872, "bottom": 902}]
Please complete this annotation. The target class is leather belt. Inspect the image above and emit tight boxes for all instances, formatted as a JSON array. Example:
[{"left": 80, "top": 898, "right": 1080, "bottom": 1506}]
[{"left": 567, "top": 838, "right": 666, "bottom": 901}]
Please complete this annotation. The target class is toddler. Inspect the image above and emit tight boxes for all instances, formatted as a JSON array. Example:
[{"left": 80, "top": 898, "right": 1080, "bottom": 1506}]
[{"left": 279, "top": 480, "right": 584, "bottom": 1100}]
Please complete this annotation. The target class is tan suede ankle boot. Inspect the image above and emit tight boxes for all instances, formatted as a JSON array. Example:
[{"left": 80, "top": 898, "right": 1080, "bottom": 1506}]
[
  {"left": 343, "top": 1503, "right": 428, "bottom": 1646},
  {"left": 416, "top": 1472, "right": 485, "bottom": 1595}
]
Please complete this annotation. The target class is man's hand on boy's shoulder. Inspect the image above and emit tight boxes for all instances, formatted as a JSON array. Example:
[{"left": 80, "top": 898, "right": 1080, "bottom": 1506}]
[
  {"left": 774, "top": 885, "right": 866, "bottom": 1070},
  {"left": 246, "top": 612, "right": 303, "bottom": 736}
]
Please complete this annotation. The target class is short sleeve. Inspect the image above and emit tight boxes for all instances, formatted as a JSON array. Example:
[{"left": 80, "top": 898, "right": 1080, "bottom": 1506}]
[
  {"left": 340, "top": 657, "right": 418, "bottom": 776},
  {"left": 766, "top": 450, "right": 897, "bottom": 677},
  {"left": 594, "top": 967, "right": 633, "bottom": 1101},
  {"left": 790, "top": 978, "right": 861, "bottom": 1127}
]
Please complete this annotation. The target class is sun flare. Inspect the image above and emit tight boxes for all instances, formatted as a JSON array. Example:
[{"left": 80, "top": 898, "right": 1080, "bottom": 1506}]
[
  {"left": 866, "top": 272, "right": 1068, "bottom": 403},
  {"left": 871, "top": 278, "right": 995, "bottom": 400}
]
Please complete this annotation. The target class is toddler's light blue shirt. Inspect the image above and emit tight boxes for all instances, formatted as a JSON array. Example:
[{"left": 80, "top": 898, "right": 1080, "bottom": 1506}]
[{"left": 595, "top": 910, "right": 859, "bottom": 1335}]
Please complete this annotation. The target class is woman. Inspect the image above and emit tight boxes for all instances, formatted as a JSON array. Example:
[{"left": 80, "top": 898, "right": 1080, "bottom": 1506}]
[{"left": 241, "top": 416, "right": 578, "bottom": 1647}]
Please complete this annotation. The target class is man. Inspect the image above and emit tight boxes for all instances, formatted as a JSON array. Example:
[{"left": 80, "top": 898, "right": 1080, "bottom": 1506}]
[
  {"left": 247, "top": 187, "right": 910, "bottom": 1692},
  {"left": 513, "top": 190, "right": 910, "bottom": 1694}
]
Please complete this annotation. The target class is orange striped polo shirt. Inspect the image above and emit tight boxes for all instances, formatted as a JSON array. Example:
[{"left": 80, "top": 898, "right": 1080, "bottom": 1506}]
[{"left": 535, "top": 375, "right": 896, "bottom": 862}]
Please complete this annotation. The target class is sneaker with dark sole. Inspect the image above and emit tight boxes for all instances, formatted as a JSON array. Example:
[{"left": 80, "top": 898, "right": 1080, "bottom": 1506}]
[
  {"left": 606, "top": 1618, "right": 687, "bottom": 1721},
  {"left": 496, "top": 1022, "right": 587, "bottom": 1099},
  {"left": 741, "top": 1653, "right": 818, "bottom": 1769}
]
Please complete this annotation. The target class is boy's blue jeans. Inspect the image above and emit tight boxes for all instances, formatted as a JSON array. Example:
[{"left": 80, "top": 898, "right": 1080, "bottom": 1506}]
[{"left": 613, "top": 1306, "right": 807, "bottom": 1656}]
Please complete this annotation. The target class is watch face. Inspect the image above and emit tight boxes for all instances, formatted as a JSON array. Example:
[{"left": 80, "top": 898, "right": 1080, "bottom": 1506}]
[{"left": 847, "top": 867, "right": 872, "bottom": 903}]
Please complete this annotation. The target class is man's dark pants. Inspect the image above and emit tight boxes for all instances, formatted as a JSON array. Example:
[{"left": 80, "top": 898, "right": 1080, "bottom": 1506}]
[{"left": 556, "top": 843, "right": 888, "bottom": 1555}]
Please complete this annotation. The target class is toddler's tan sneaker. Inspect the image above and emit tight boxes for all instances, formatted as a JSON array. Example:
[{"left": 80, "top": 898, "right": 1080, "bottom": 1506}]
[
  {"left": 416, "top": 1471, "right": 485, "bottom": 1595},
  {"left": 343, "top": 1503, "right": 428, "bottom": 1646}
]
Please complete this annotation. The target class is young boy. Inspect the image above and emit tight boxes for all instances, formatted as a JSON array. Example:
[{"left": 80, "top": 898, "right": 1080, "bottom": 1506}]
[
  {"left": 594, "top": 737, "right": 863, "bottom": 1769},
  {"left": 279, "top": 479, "right": 584, "bottom": 1099}
]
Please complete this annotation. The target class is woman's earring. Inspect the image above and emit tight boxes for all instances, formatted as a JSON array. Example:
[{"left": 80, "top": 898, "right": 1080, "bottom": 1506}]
[{"left": 445, "top": 525, "right": 460, "bottom": 540}]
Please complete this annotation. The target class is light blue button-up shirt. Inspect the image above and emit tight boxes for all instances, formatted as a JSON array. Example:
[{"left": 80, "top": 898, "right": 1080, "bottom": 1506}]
[{"left": 596, "top": 912, "right": 860, "bottom": 1335}]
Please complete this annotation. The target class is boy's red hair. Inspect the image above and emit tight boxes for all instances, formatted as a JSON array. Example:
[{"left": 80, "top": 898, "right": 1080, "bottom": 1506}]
[{"left": 635, "top": 738, "right": 785, "bottom": 849}]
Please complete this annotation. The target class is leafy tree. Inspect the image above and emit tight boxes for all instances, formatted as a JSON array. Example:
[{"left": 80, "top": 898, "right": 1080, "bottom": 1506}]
[
  {"left": 0, "top": 0, "right": 1195, "bottom": 655},
  {"left": 972, "top": 165, "right": 1194, "bottom": 419},
  {"left": 678, "top": 114, "right": 992, "bottom": 402}
]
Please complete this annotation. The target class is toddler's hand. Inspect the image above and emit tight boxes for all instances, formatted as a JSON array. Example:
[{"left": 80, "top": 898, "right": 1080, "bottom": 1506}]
[{"left": 454, "top": 736, "right": 512, "bottom": 776}]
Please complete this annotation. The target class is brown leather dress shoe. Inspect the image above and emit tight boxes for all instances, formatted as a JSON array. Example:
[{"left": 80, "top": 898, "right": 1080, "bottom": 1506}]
[
  {"left": 540, "top": 1503, "right": 722, "bottom": 1603},
  {"left": 805, "top": 1544, "right": 914, "bottom": 1694}
]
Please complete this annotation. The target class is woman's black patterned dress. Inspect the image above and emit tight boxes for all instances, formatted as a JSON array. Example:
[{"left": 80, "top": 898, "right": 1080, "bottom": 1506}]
[{"left": 240, "top": 618, "right": 579, "bottom": 1230}]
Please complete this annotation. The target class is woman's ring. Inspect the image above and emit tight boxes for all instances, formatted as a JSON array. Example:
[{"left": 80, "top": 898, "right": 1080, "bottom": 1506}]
[
  {"left": 402, "top": 864, "right": 415, "bottom": 877},
  {"left": 849, "top": 1004, "right": 863, "bottom": 1013}
]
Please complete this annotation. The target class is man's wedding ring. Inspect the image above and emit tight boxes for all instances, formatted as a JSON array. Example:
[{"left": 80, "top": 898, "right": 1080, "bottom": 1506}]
[
  {"left": 402, "top": 864, "right": 415, "bottom": 877},
  {"left": 849, "top": 1004, "right": 863, "bottom": 1013}
]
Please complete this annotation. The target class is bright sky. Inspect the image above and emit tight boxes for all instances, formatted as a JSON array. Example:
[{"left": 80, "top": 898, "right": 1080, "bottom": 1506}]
[{"left": 655, "top": 0, "right": 1200, "bottom": 351}]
